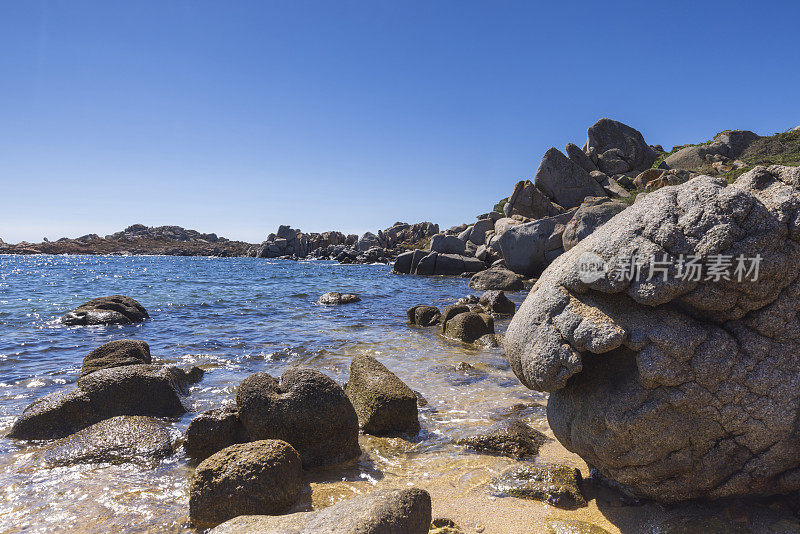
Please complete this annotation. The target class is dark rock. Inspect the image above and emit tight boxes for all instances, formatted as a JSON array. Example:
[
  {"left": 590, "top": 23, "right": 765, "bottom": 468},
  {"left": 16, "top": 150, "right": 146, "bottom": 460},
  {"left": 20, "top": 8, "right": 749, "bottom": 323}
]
[
  {"left": 189, "top": 440, "right": 303, "bottom": 527},
  {"left": 534, "top": 148, "right": 608, "bottom": 209},
  {"left": 504, "top": 165, "right": 800, "bottom": 502},
  {"left": 8, "top": 364, "right": 189, "bottom": 440},
  {"left": 469, "top": 267, "right": 524, "bottom": 291},
  {"left": 442, "top": 312, "right": 494, "bottom": 343},
  {"left": 61, "top": 295, "right": 149, "bottom": 326},
  {"left": 492, "top": 464, "right": 585, "bottom": 509},
  {"left": 41, "top": 415, "right": 173, "bottom": 466},
  {"left": 185, "top": 406, "right": 248, "bottom": 463},
  {"left": 649, "top": 516, "right": 751, "bottom": 534},
  {"left": 566, "top": 142, "right": 598, "bottom": 173},
  {"left": 458, "top": 418, "right": 546, "bottom": 459},
  {"left": 318, "top": 292, "right": 361, "bottom": 305},
  {"left": 80, "top": 339, "right": 151, "bottom": 377},
  {"left": 431, "top": 517, "right": 465, "bottom": 534},
  {"left": 430, "top": 234, "right": 466, "bottom": 255},
  {"left": 236, "top": 368, "right": 361, "bottom": 468},
  {"left": 393, "top": 251, "right": 414, "bottom": 274},
  {"left": 210, "top": 487, "right": 431, "bottom": 534},
  {"left": 585, "top": 118, "right": 658, "bottom": 174},
  {"left": 561, "top": 197, "right": 627, "bottom": 251},
  {"left": 344, "top": 355, "right": 419, "bottom": 435},
  {"left": 479, "top": 290, "right": 515, "bottom": 315},
  {"left": 407, "top": 305, "right": 441, "bottom": 326},
  {"left": 440, "top": 304, "right": 471, "bottom": 330}
]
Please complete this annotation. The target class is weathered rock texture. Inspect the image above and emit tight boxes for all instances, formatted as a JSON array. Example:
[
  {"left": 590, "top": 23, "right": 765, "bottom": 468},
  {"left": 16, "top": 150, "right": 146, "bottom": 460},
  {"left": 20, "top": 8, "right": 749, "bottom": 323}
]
[
  {"left": 189, "top": 440, "right": 302, "bottom": 526},
  {"left": 185, "top": 406, "right": 248, "bottom": 462},
  {"left": 61, "top": 295, "right": 149, "bottom": 326},
  {"left": 236, "top": 368, "right": 361, "bottom": 468},
  {"left": 318, "top": 292, "right": 361, "bottom": 305},
  {"left": 210, "top": 487, "right": 431, "bottom": 534},
  {"left": 504, "top": 165, "right": 800, "bottom": 503},
  {"left": 80, "top": 339, "right": 152, "bottom": 377},
  {"left": 345, "top": 355, "right": 419, "bottom": 435}
]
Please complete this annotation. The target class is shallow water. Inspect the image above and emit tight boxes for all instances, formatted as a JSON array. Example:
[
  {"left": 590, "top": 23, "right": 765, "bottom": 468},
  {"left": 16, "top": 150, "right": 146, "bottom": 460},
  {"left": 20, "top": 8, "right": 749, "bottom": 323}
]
[{"left": 0, "top": 255, "right": 549, "bottom": 533}]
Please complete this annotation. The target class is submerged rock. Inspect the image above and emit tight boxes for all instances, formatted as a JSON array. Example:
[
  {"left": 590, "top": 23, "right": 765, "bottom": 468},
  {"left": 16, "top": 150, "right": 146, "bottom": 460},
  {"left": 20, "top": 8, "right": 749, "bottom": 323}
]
[
  {"left": 469, "top": 267, "right": 524, "bottom": 291},
  {"left": 61, "top": 295, "right": 149, "bottom": 326},
  {"left": 80, "top": 339, "right": 152, "bottom": 377},
  {"left": 442, "top": 311, "right": 494, "bottom": 344},
  {"left": 492, "top": 464, "right": 585, "bottom": 509},
  {"left": 430, "top": 518, "right": 465, "bottom": 534},
  {"left": 649, "top": 516, "right": 751, "bottom": 534},
  {"left": 185, "top": 406, "right": 248, "bottom": 463},
  {"left": 504, "top": 165, "right": 800, "bottom": 502},
  {"left": 189, "top": 440, "right": 303, "bottom": 527},
  {"left": 547, "top": 520, "right": 612, "bottom": 534},
  {"left": 407, "top": 305, "right": 441, "bottom": 326},
  {"left": 210, "top": 487, "right": 431, "bottom": 534},
  {"left": 236, "top": 368, "right": 361, "bottom": 468},
  {"left": 318, "top": 292, "right": 361, "bottom": 305},
  {"left": 458, "top": 418, "right": 546, "bottom": 459},
  {"left": 41, "top": 415, "right": 173, "bottom": 466},
  {"left": 8, "top": 364, "right": 190, "bottom": 440},
  {"left": 345, "top": 355, "right": 419, "bottom": 436}
]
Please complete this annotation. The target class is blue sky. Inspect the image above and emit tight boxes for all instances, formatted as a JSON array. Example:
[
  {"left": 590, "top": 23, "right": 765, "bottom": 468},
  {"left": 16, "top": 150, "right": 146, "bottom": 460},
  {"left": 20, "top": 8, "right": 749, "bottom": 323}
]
[{"left": 1, "top": 0, "right": 798, "bottom": 243}]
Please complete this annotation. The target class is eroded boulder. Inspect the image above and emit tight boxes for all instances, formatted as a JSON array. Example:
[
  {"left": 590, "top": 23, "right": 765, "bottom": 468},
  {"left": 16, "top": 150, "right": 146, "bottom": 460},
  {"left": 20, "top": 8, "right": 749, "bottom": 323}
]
[
  {"left": 469, "top": 267, "right": 524, "bottom": 291},
  {"left": 562, "top": 197, "right": 628, "bottom": 251},
  {"left": 443, "top": 311, "right": 494, "bottom": 344},
  {"left": 189, "top": 440, "right": 303, "bottom": 527},
  {"left": 185, "top": 406, "right": 249, "bottom": 463},
  {"left": 61, "top": 295, "right": 149, "bottom": 326},
  {"left": 345, "top": 355, "right": 419, "bottom": 435},
  {"left": 236, "top": 368, "right": 361, "bottom": 468},
  {"left": 504, "top": 165, "right": 800, "bottom": 503},
  {"left": 534, "top": 148, "right": 607, "bottom": 209},
  {"left": 80, "top": 339, "right": 152, "bottom": 377},
  {"left": 585, "top": 118, "right": 658, "bottom": 174}
]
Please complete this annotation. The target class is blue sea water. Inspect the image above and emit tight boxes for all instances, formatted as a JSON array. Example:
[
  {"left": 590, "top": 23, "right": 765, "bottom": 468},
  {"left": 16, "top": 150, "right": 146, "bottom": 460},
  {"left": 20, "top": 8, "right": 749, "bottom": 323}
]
[{"left": 0, "top": 255, "right": 542, "bottom": 533}]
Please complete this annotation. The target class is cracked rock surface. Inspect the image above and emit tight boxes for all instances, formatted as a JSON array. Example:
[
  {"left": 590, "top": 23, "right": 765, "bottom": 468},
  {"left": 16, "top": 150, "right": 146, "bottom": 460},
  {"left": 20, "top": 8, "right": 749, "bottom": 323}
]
[{"left": 504, "top": 165, "right": 800, "bottom": 502}]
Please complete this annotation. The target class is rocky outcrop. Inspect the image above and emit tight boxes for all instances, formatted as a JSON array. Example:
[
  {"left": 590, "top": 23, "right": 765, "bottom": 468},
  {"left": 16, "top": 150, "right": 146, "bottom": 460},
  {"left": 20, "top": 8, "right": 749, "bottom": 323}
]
[
  {"left": 585, "top": 118, "right": 658, "bottom": 174},
  {"left": 468, "top": 267, "right": 524, "bottom": 291},
  {"left": 185, "top": 406, "right": 248, "bottom": 463},
  {"left": 458, "top": 418, "right": 546, "bottom": 459},
  {"left": 318, "top": 292, "right": 361, "bottom": 305},
  {"left": 189, "top": 440, "right": 303, "bottom": 526},
  {"left": 8, "top": 364, "right": 191, "bottom": 440},
  {"left": 534, "top": 148, "right": 608, "bottom": 209},
  {"left": 80, "top": 339, "right": 152, "bottom": 377},
  {"left": 495, "top": 210, "right": 576, "bottom": 276},
  {"left": 0, "top": 224, "right": 253, "bottom": 256},
  {"left": 504, "top": 165, "right": 800, "bottom": 503},
  {"left": 210, "top": 487, "right": 432, "bottom": 534},
  {"left": 236, "top": 368, "right": 361, "bottom": 468},
  {"left": 344, "top": 355, "right": 420, "bottom": 435},
  {"left": 562, "top": 197, "right": 627, "bottom": 251},
  {"left": 62, "top": 295, "right": 149, "bottom": 326},
  {"left": 665, "top": 130, "right": 759, "bottom": 171}
]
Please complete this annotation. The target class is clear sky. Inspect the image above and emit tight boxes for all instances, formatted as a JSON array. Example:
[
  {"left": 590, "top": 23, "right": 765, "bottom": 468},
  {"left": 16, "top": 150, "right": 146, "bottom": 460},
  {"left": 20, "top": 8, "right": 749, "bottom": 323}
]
[{"left": 1, "top": 0, "right": 798, "bottom": 244}]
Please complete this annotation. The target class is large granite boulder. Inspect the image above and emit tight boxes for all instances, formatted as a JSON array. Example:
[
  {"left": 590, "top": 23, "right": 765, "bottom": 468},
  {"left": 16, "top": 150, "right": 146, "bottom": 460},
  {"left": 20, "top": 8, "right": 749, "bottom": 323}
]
[
  {"left": 236, "top": 368, "right": 361, "bottom": 468},
  {"left": 469, "top": 267, "right": 524, "bottom": 291},
  {"left": 345, "top": 355, "right": 419, "bottom": 435},
  {"left": 443, "top": 311, "right": 494, "bottom": 343},
  {"left": 80, "top": 339, "right": 151, "bottom": 377},
  {"left": 430, "top": 234, "right": 467, "bottom": 255},
  {"left": 8, "top": 364, "right": 190, "bottom": 440},
  {"left": 534, "top": 148, "right": 607, "bottom": 209},
  {"left": 41, "top": 415, "right": 173, "bottom": 466},
  {"left": 585, "top": 118, "right": 658, "bottom": 174},
  {"left": 210, "top": 487, "right": 431, "bottom": 534},
  {"left": 495, "top": 210, "right": 576, "bottom": 276},
  {"left": 189, "top": 440, "right": 303, "bottom": 526},
  {"left": 61, "top": 295, "right": 149, "bottom": 326},
  {"left": 503, "top": 180, "right": 564, "bottom": 219},
  {"left": 562, "top": 197, "right": 628, "bottom": 251},
  {"left": 504, "top": 165, "right": 800, "bottom": 503},
  {"left": 413, "top": 252, "right": 484, "bottom": 276}
]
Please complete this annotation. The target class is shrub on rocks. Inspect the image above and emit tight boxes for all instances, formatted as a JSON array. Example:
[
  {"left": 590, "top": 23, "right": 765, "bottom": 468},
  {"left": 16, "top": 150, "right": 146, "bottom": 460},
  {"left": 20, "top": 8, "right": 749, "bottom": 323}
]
[
  {"left": 189, "top": 440, "right": 302, "bottom": 527},
  {"left": 344, "top": 355, "right": 419, "bottom": 435}
]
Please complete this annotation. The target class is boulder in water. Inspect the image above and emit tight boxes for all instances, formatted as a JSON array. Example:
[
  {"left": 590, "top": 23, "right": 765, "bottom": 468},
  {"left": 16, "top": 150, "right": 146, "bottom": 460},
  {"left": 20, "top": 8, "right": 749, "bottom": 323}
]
[
  {"left": 80, "top": 339, "right": 152, "bottom": 377},
  {"left": 61, "top": 295, "right": 149, "bottom": 326},
  {"left": 185, "top": 406, "right": 249, "bottom": 463}
]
